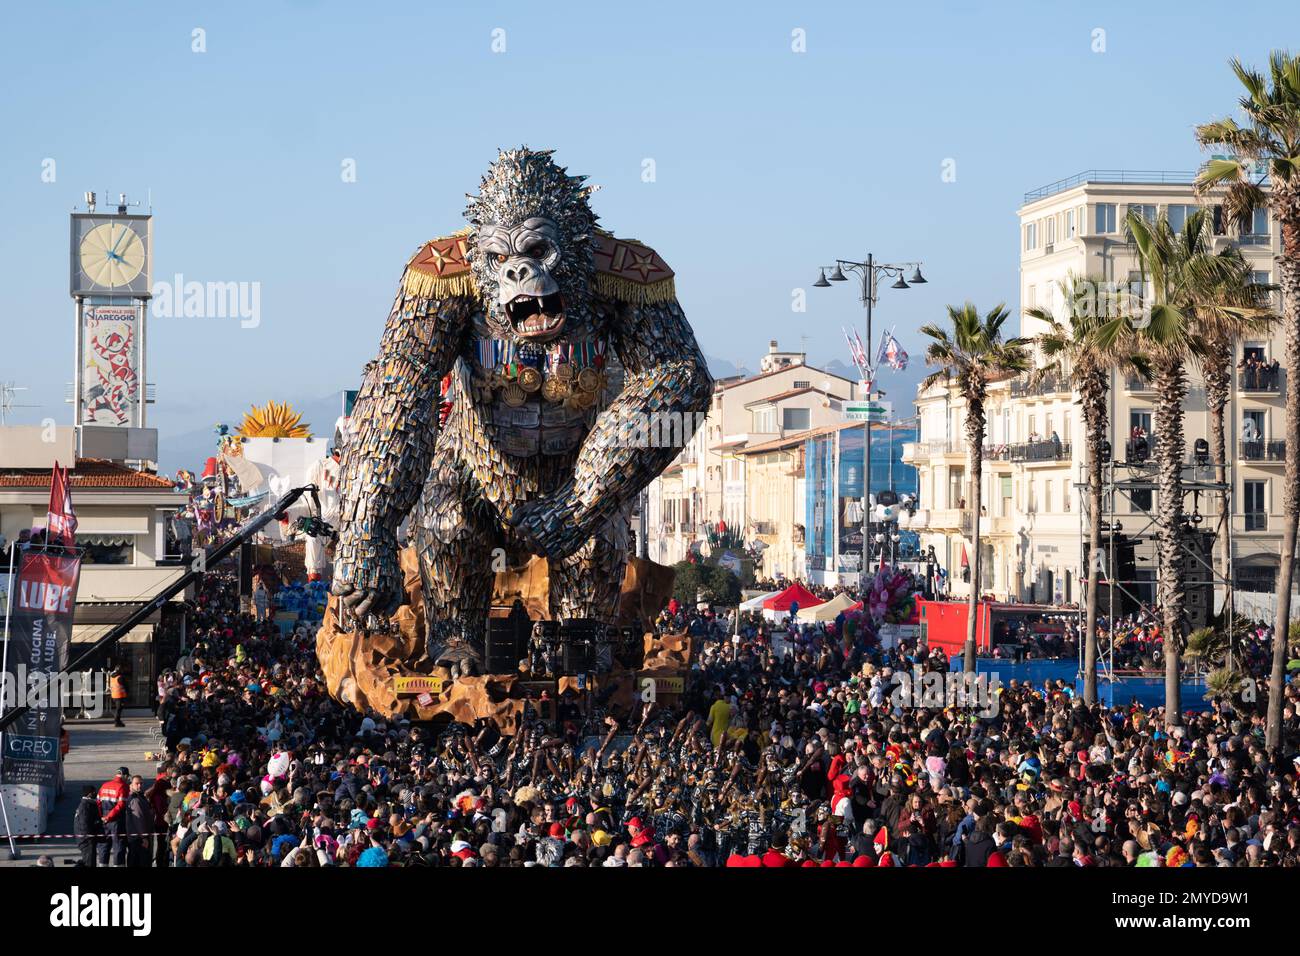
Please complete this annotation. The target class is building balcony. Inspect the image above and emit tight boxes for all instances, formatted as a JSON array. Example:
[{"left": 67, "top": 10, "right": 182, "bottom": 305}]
[
  {"left": 984, "top": 514, "right": 1015, "bottom": 535},
  {"left": 927, "top": 508, "right": 973, "bottom": 534},
  {"left": 1239, "top": 366, "right": 1281, "bottom": 394},
  {"left": 905, "top": 439, "right": 968, "bottom": 460},
  {"left": 1010, "top": 373, "right": 1070, "bottom": 398},
  {"left": 1008, "top": 439, "right": 1071, "bottom": 464},
  {"left": 1240, "top": 439, "right": 1286, "bottom": 464}
]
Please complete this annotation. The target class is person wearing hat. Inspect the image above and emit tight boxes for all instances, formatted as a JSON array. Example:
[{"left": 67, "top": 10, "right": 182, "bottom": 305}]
[
  {"left": 109, "top": 666, "right": 129, "bottom": 727},
  {"left": 73, "top": 785, "right": 103, "bottom": 867},
  {"left": 96, "top": 766, "right": 131, "bottom": 866}
]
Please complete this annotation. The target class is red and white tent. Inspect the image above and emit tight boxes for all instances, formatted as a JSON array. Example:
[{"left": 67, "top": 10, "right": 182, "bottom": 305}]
[{"left": 762, "top": 583, "right": 824, "bottom": 622}]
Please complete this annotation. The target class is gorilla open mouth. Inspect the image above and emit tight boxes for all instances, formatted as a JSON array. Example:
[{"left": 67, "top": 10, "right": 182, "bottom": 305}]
[{"left": 505, "top": 292, "right": 566, "bottom": 340}]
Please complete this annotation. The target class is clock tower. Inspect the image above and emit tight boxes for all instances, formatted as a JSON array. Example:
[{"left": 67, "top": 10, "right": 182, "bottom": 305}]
[{"left": 69, "top": 192, "right": 156, "bottom": 463}]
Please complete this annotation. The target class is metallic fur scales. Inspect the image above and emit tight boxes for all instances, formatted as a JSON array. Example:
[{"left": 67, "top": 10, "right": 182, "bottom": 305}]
[{"left": 330, "top": 148, "right": 712, "bottom": 676}]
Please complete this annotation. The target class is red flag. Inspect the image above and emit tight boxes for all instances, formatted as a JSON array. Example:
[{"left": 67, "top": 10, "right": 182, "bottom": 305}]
[{"left": 47, "top": 460, "right": 77, "bottom": 546}]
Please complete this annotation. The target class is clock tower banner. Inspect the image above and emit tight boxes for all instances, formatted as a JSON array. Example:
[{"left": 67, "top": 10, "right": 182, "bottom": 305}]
[{"left": 80, "top": 303, "right": 141, "bottom": 427}]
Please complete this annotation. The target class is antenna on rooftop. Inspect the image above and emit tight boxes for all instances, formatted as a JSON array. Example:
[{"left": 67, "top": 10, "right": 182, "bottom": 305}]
[{"left": 0, "top": 382, "right": 37, "bottom": 425}]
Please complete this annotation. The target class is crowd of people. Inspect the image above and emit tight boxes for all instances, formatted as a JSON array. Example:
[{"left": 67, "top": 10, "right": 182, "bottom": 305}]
[
  {"left": 1238, "top": 353, "right": 1282, "bottom": 392},
  {"left": 69, "top": 565, "right": 1300, "bottom": 868}
]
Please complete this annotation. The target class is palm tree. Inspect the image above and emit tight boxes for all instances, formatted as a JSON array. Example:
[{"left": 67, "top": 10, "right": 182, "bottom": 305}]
[
  {"left": 1026, "top": 274, "right": 1146, "bottom": 704},
  {"left": 921, "top": 303, "right": 1029, "bottom": 673},
  {"left": 1196, "top": 51, "right": 1300, "bottom": 751},
  {"left": 1193, "top": 250, "right": 1274, "bottom": 594},
  {"left": 1101, "top": 209, "right": 1243, "bottom": 727}
]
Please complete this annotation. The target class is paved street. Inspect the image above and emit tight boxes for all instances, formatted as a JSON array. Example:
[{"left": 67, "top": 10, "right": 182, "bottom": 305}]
[{"left": 1, "top": 712, "right": 159, "bottom": 867}]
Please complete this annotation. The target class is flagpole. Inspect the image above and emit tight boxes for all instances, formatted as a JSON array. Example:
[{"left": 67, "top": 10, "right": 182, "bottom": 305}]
[{"left": 1, "top": 542, "right": 19, "bottom": 859}]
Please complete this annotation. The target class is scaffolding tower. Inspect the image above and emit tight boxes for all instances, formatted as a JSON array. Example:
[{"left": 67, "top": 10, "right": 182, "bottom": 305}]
[{"left": 1076, "top": 444, "right": 1236, "bottom": 680}]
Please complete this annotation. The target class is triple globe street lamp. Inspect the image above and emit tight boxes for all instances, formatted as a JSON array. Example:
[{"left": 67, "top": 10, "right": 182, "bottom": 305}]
[{"left": 813, "top": 255, "right": 927, "bottom": 587}]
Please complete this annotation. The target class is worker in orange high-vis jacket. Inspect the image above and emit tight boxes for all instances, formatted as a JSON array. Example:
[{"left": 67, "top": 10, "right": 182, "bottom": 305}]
[{"left": 109, "top": 667, "right": 128, "bottom": 727}]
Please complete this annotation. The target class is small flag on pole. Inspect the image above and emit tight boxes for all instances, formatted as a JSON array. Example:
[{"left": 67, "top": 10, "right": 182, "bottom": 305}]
[
  {"left": 843, "top": 327, "right": 869, "bottom": 377},
  {"left": 874, "top": 328, "right": 910, "bottom": 371},
  {"left": 46, "top": 460, "right": 77, "bottom": 547}
]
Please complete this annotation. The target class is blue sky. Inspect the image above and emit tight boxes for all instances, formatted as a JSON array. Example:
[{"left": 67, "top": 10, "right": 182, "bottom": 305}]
[{"left": 0, "top": 0, "right": 1291, "bottom": 470}]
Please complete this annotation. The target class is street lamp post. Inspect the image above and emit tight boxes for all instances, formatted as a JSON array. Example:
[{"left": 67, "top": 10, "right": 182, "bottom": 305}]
[{"left": 814, "top": 254, "right": 926, "bottom": 589}]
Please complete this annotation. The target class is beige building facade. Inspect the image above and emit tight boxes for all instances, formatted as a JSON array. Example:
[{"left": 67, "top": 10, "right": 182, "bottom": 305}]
[
  {"left": 646, "top": 340, "right": 860, "bottom": 566},
  {"left": 907, "top": 170, "right": 1285, "bottom": 607}
]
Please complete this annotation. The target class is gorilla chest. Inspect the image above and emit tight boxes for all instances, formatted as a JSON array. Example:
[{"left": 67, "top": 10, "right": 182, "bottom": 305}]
[
  {"left": 468, "top": 334, "right": 612, "bottom": 458},
  {"left": 482, "top": 398, "right": 594, "bottom": 457}
]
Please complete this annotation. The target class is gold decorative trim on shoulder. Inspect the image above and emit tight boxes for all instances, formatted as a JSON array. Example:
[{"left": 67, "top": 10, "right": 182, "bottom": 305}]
[
  {"left": 593, "top": 231, "right": 676, "bottom": 304},
  {"left": 397, "top": 228, "right": 677, "bottom": 304},
  {"left": 401, "top": 229, "right": 478, "bottom": 299}
]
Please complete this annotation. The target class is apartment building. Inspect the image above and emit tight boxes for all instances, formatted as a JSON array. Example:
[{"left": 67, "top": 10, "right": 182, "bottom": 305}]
[
  {"left": 736, "top": 432, "right": 807, "bottom": 581},
  {"left": 646, "top": 341, "right": 860, "bottom": 565},
  {"left": 0, "top": 427, "right": 189, "bottom": 706},
  {"left": 906, "top": 170, "right": 1285, "bottom": 605}
]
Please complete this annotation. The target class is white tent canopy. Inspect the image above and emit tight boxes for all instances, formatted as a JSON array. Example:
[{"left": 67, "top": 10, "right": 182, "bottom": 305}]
[
  {"left": 796, "top": 591, "right": 857, "bottom": 622},
  {"left": 739, "top": 591, "right": 778, "bottom": 611}
]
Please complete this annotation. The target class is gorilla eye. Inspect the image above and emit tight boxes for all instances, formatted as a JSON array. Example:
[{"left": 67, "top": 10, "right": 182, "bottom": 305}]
[
  {"left": 525, "top": 242, "right": 549, "bottom": 259},
  {"left": 494, "top": 253, "right": 508, "bottom": 264}
]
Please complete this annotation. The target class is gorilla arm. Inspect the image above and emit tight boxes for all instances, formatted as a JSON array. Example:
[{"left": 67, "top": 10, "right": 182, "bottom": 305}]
[
  {"left": 331, "top": 287, "right": 471, "bottom": 627},
  {"left": 509, "top": 296, "right": 713, "bottom": 558}
]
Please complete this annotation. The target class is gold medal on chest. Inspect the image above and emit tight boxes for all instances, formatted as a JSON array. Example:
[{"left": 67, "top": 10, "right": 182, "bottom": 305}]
[{"left": 518, "top": 366, "right": 543, "bottom": 393}]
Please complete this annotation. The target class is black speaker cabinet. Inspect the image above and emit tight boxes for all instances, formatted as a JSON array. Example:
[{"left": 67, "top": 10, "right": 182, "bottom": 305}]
[
  {"left": 485, "top": 599, "right": 531, "bottom": 674},
  {"left": 558, "top": 619, "right": 605, "bottom": 675}
]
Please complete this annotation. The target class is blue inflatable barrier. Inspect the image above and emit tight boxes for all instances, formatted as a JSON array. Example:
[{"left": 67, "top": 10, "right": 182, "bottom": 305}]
[{"left": 948, "top": 656, "right": 1210, "bottom": 711}]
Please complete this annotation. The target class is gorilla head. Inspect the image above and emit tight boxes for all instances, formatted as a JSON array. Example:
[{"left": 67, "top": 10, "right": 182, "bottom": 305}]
[{"left": 465, "top": 148, "right": 599, "bottom": 344}]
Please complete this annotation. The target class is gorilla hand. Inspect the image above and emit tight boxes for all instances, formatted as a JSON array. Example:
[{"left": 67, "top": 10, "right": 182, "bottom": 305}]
[
  {"left": 330, "top": 525, "right": 403, "bottom": 631},
  {"left": 507, "top": 484, "right": 590, "bottom": 560}
]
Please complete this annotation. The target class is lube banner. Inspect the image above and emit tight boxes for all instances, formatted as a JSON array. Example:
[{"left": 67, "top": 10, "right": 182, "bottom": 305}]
[{"left": 1, "top": 549, "right": 80, "bottom": 786}]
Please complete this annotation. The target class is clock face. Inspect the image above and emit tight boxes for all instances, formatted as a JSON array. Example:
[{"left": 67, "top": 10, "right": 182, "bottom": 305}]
[
  {"left": 80, "top": 222, "right": 145, "bottom": 287},
  {"left": 71, "top": 214, "right": 151, "bottom": 296}
]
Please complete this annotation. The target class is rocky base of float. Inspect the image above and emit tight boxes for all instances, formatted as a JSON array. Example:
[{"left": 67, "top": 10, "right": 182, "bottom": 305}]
[{"left": 315, "top": 548, "right": 690, "bottom": 733}]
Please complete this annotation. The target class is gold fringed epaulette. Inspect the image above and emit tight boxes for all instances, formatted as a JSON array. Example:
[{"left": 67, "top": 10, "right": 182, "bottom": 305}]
[
  {"left": 593, "top": 231, "right": 676, "bottom": 305},
  {"left": 401, "top": 230, "right": 476, "bottom": 300},
  {"left": 398, "top": 228, "right": 677, "bottom": 305}
]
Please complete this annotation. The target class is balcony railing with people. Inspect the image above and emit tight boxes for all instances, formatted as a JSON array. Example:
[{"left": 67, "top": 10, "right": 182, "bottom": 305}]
[
  {"left": 1240, "top": 439, "right": 1286, "bottom": 463},
  {"left": 1008, "top": 438, "right": 1071, "bottom": 463},
  {"left": 1010, "top": 373, "right": 1070, "bottom": 398},
  {"left": 1239, "top": 362, "right": 1281, "bottom": 393}
]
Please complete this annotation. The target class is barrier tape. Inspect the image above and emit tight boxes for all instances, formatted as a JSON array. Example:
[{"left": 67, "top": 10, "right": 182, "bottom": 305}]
[{"left": 4, "top": 832, "right": 169, "bottom": 840}]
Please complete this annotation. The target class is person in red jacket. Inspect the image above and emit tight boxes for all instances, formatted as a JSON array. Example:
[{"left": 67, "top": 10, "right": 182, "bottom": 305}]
[
  {"left": 761, "top": 833, "right": 792, "bottom": 867},
  {"left": 96, "top": 766, "right": 130, "bottom": 867}
]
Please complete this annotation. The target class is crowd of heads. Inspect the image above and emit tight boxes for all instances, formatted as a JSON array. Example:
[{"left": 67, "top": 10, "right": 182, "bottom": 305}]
[{"left": 115, "top": 565, "right": 1300, "bottom": 867}]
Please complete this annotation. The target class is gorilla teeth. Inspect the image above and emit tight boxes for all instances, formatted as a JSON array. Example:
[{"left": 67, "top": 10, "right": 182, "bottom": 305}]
[
  {"left": 507, "top": 293, "right": 566, "bottom": 336},
  {"left": 517, "top": 313, "right": 565, "bottom": 334}
]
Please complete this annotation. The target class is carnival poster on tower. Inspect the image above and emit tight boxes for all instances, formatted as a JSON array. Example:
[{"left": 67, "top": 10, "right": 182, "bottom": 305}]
[
  {"left": 80, "top": 302, "right": 140, "bottom": 427},
  {"left": 1, "top": 549, "right": 80, "bottom": 787}
]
